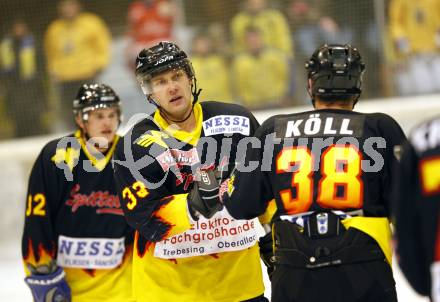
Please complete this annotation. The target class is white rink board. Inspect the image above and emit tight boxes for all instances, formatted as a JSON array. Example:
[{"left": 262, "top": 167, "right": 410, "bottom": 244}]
[{"left": 2, "top": 94, "right": 440, "bottom": 300}]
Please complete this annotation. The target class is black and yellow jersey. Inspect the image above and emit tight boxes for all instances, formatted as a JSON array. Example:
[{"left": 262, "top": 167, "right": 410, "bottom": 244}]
[
  {"left": 393, "top": 116, "right": 440, "bottom": 297},
  {"left": 223, "top": 109, "right": 406, "bottom": 264},
  {"left": 113, "top": 101, "right": 265, "bottom": 301},
  {"left": 22, "top": 130, "right": 134, "bottom": 302}
]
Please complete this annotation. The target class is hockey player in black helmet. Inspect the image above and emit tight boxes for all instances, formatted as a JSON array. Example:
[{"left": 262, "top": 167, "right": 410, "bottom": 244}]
[
  {"left": 135, "top": 41, "right": 201, "bottom": 123},
  {"left": 73, "top": 83, "right": 122, "bottom": 152},
  {"left": 22, "top": 83, "right": 134, "bottom": 302},
  {"left": 305, "top": 43, "right": 365, "bottom": 108},
  {"left": 73, "top": 83, "right": 121, "bottom": 121},
  {"left": 191, "top": 43, "right": 407, "bottom": 301},
  {"left": 113, "top": 41, "right": 268, "bottom": 301}
]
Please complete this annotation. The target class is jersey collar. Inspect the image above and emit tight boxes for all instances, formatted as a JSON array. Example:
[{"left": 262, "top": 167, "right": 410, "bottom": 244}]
[
  {"left": 153, "top": 103, "right": 203, "bottom": 146},
  {"left": 75, "top": 130, "right": 119, "bottom": 171}
]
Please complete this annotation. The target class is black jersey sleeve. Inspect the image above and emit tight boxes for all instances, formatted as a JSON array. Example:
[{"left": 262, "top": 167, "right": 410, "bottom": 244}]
[
  {"left": 22, "top": 140, "right": 66, "bottom": 272},
  {"left": 376, "top": 113, "right": 407, "bottom": 215},
  {"left": 393, "top": 142, "right": 430, "bottom": 296},
  {"left": 113, "top": 132, "right": 192, "bottom": 243},
  {"left": 223, "top": 118, "right": 275, "bottom": 220}
]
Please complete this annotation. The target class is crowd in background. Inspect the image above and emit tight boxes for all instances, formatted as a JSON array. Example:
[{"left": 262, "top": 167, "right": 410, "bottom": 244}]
[{"left": 1, "top": 0, "right": 440, "bottom": 139}]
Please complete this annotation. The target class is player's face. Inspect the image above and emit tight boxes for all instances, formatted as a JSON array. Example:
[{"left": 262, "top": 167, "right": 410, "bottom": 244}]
[
  {"left": 149, "top": 68, "right": 193, "bottom": 120},
  {"left": 77, "top": 107, "right": 119, "bottom": 150}
]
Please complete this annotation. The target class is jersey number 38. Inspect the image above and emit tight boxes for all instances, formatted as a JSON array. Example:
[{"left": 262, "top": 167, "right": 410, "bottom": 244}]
[{"left": 276, "top": 145, "right": 363, "bottom": 215}]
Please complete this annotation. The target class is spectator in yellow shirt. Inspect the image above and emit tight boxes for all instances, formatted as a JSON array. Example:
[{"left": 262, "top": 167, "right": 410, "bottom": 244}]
[
  {"left": 389, "top": 0, "right": 440, "bottom": 95},
  {"left": 190, "top": 32, "right": 233, "bottom": 103},
  {"left": 232, "top": 26, "right": 289, "bottom": 110},
  {"left": 45, "top": 0, "right": 111, "bottom": 130},
  {"left": 231, "top": 0, "right": 293, "bottom": 57}
]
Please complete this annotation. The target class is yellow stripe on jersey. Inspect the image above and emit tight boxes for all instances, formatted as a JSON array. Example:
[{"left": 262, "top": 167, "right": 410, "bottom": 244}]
[{"left": 154, "top": 102, "right": 203, "bottom": 146}]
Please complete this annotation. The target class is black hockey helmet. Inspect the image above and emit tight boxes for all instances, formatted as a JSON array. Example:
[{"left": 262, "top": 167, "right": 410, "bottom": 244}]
[
  {"left": 73, "top": 83, "right": 121, "bottom": 121},
  {"left": 135, "top": 41, "right": 200, "bottom": 105},
  {"left": 305, "top": 44, "right": 365, "bottom": 101}
]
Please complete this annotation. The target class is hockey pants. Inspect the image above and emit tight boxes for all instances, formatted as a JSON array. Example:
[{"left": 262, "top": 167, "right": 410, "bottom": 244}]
[{"left": 271, "top": 217, "right": 397, "bottom": 302}]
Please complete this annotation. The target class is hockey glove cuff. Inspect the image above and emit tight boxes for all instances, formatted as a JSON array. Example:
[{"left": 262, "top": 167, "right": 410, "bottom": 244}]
[
  {"left": 187, "top": 169, "right": 223, "bottom": 220},
  {"left": 25, "top": 266, "right": 71, "bottom": 302}
]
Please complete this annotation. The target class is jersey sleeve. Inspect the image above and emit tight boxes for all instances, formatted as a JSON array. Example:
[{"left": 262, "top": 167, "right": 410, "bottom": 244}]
[
  {"left": 113, "top": 134, "right": 192, "bottom": 243},
  {"left": 223, "top": 119, "right": 274, "bottom": 220},
  {"left": 22, "top": 142, "right": 64, "bottom": 275},
  {"left": 378, "top": 114, "right": 407, "bottom": 215},
  {"left": 393, "top": 142, "right": 430, "bottom": 296}
]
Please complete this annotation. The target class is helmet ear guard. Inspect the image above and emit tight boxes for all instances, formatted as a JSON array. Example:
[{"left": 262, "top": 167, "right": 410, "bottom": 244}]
[{"left": 305, "top": 44, "right": 365, "bottom": 105}]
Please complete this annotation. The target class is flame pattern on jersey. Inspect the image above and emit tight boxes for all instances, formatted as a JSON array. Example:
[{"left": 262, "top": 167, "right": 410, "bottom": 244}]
[
  {"left": 23, "top": 238, "right": 56, "bottom": 273},
  {"left": 134, "top": 194, "right": 191, "bottom": 258}
]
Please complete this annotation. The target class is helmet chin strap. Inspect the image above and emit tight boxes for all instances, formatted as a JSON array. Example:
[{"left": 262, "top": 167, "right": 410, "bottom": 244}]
[
  {"left": 306, "top": 83, "right": 316, "bottom": 107},
  {"left": 191, "top": 78, "right": 202, "bottom": 105},
  {"left": 148, "top": 78, "right": 202, "bottom": 124}
]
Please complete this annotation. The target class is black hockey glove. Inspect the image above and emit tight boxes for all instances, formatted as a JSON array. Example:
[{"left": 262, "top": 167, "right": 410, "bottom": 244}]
[
  {"left": 187, "top": 169, "right": 223, "bottom": 220},
  {"left": 259, "top": 231, "right": 276, "bottom": 280}
]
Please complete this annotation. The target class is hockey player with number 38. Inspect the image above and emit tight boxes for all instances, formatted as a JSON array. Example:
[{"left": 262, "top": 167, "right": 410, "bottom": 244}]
[
  {"left": 21, "top": 84, "right": 134, "bottom": 302},
  {"left": 191, "top": 44, "right": 407, "bottom": 302}
]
